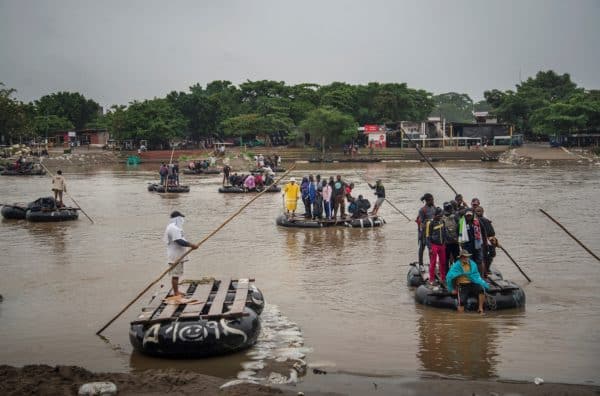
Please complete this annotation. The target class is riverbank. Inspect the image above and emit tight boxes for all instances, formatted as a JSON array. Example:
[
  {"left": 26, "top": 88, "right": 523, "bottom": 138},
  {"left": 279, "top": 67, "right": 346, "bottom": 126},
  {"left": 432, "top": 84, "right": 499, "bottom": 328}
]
[{"left": 2, "top": 364, "right": 599, "bottom": 396}]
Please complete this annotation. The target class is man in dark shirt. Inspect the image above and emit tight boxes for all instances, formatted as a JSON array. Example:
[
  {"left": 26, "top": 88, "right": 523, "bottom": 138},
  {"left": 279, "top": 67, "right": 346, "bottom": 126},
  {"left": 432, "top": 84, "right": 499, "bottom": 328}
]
[{"left": 332, "top": 175, "right": 347, "bottom": 219}]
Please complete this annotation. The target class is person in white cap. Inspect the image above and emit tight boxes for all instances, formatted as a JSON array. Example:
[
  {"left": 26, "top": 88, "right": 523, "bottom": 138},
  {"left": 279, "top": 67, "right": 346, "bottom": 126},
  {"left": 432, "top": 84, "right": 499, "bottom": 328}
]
[
  {"left": 163, "top": 211, "right": 198, "bottom": 296},
  {"left": 282, "top": 177, "right": 300, "bottom": 218}
]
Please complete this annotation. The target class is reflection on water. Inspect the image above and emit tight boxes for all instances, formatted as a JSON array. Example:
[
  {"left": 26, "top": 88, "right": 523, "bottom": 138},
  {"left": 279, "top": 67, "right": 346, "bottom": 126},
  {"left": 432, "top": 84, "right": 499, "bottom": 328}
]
[{"left": 416, "top": 307, "right": 524, "bottom": 379}]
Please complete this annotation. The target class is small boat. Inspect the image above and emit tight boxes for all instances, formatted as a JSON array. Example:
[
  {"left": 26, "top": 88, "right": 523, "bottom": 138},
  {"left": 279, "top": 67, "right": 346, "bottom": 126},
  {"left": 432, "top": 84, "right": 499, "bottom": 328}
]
[
  {"left": 2, "top": 197, "right": 78, "bottom": 222},
  {"left": 129, "top": 278, "right": 264, "bottom": 358},
  {"left": 276, "top": 214, "right": 385, "bottom": 228},
  {"left": 26, "top": 207, "right": 78, "bottom": 222},
  {"left": 148, "top": 184, "right": 190, "bottom": 193},
  {"left": 419, "top": 157, "right": 441, "bottom": 163},
  {"left": 182, "top": 168, "right": 220, "bottom": 175},
  {"left": 308, "top": 158, "right": 334, "bottom": 163},
  {"left": 410, "top": 267, "right": 525, "bottom": 311},
  {"left": 218, "top": 185, "right": 281, "bottom": 193}
]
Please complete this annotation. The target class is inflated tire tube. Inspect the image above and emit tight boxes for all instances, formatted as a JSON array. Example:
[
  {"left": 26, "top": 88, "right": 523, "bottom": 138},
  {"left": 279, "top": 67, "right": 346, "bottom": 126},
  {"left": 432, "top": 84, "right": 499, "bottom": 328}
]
[
  {"left": 1, "top": 205, "right": 27, "bottom": 220},
  {"left": 148, "top": 184, "right": 190, "bottom": 193},
  {"left": 414, "top": 281, "right": 526, "bottom": 311},
  {"left": 130, "top": 306, "right": 261, "bottom": 358},
  {"left": 26, "top": 209, "right": 78, "bottom": 222},
  {"left": 276, "top": 214, "right": 326, "bottom": 228},
  {"left": 344, "top": 216, "right": 385, "bottom": 228},
  {"left": 407, "top": 263, "right": 426, "bottom": 287}
]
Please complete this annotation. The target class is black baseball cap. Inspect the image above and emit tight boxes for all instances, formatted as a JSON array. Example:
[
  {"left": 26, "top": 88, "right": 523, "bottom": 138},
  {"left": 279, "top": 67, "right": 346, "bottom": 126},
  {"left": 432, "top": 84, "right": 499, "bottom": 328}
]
[{"left": 170, "top": 211, "right": 185, "bottom": 218}]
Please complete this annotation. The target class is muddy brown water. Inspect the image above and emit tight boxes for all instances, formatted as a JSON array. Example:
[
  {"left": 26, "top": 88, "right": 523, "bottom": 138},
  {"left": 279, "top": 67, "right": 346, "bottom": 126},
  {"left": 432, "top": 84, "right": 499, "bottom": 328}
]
[{"left": 1, "top": 162, "right": 599, "bottom": 385}]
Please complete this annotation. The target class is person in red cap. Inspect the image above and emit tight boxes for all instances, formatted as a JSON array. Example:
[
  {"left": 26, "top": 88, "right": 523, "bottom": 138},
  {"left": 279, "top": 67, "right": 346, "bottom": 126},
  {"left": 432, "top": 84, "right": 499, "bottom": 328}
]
[{"left": 163, "top": 211, "right": 198, "bottom": 296}]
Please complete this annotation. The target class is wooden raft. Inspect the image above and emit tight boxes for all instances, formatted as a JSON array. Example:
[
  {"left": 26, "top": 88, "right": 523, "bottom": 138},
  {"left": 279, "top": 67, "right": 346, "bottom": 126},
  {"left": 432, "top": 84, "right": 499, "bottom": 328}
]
[{"left": 132, "top": 278, "right": 254, "bottom": 325}]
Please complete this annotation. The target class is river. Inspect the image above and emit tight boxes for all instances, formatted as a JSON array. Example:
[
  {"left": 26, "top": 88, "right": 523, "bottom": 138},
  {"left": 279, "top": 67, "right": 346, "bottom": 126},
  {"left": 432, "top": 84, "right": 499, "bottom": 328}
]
[{"left": 0, "top": 162, "right": 599, "bottom": 386}]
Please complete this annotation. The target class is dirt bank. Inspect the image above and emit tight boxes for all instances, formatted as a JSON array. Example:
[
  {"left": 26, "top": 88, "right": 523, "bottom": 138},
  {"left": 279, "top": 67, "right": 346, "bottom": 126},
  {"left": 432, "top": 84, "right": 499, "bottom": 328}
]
[
  {"left": 0, "top": 364, "right": 295, "bottom": 396},
  {"left": 502, "top": 143, "right": 600, "bottom": 166},
  {"left": 3, "top": 364, "right": 599, "bottom": 396}
]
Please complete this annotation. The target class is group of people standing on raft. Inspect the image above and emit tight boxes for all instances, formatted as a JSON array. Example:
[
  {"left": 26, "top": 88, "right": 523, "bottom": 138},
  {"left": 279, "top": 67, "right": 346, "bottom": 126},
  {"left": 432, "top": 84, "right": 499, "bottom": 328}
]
[
  {"left": 416, "top": 193, "right": 497, "bottom": 313},
  {"left": 282, "top": 174, "right": 385, "bottom": 220},
  {"left": 158, "top": 162, "right": 180, "bottom": 186}
]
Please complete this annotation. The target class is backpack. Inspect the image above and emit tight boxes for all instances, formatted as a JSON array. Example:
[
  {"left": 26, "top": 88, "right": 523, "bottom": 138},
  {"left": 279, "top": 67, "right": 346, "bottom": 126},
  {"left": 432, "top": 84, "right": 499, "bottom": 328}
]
[{"left": 443, "top": 215, "right": 458, "bottom": 243}]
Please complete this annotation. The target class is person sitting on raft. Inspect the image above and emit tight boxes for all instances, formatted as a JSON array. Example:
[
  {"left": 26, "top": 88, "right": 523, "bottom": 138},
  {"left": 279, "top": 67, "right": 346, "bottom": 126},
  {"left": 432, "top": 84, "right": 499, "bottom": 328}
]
[
  {"left": 243, "top": 174, "right": 256, "bottom": 191},
  {"left": 350, "top": 195, "right": 371, "bottom": 219},
  {"left": 446, "top": 249, "right": 490, "bottom": 314}
]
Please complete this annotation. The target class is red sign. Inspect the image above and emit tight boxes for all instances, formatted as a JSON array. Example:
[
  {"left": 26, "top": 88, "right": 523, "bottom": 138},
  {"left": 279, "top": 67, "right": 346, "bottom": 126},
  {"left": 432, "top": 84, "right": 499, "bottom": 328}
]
[{"left": 364, "top": 124, "right": 380, "bottom": 133}]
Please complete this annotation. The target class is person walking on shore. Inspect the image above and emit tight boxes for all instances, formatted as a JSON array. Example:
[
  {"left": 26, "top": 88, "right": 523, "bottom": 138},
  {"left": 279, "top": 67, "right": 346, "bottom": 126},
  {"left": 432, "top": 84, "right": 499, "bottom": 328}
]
[
  {"left": 163, "top": 211, "right": 198, "bottom": 297},
  {"left": 51, "top": 170, "right": 67, "bottom": 207}
]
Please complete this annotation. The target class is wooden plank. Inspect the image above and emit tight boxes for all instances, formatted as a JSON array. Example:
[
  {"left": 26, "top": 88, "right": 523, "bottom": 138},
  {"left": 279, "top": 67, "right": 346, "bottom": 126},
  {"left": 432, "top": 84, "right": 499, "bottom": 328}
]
[
  {"left": 132, "top": 291, "right": 169, "bottom": 323},
  {"left": 179, "top": 280, "right": 214, "bottom": 319},
  {"left": 151, "top": 284, "right": 191, "bottom": 322},
  {"left": 207, "top": 278, "right": 231, "bottom": 316},
  {"left": 229, "top": 278, "right": 249, "bottom": 315}
]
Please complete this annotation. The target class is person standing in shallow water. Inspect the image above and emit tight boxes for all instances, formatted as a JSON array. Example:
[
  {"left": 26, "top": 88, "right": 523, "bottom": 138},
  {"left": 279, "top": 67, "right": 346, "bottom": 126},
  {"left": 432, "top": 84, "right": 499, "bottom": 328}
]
[
  {"left": 164, "top": 211, "right": 198, "bottom": 297},
  {"left": 51, "top": 170, "right": 67, "bottom": 207}
]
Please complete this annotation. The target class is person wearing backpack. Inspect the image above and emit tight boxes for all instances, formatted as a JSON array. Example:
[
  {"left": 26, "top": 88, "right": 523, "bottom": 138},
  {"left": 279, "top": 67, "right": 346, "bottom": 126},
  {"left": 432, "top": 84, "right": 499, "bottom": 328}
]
[
  {"left": 442, "top": 201, "right": 460, "bottom": 273},
  {"left": 425, "top": 207, "right": 449, "bottom": 284},
  {"left": 159, "top": 162, "right": 168, "bottom": 186}
]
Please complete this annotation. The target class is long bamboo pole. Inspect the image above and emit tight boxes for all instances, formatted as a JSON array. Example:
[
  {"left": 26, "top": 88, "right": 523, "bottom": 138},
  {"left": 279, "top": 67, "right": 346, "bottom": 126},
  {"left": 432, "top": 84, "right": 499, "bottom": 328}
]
[
  {"left": 401, "top": 128, "right": 458, "bottom": 195},
  {"left": 354, "top": 171, "right": 411, "bottom": 222},
  {"left": 96, "top": 164, "right": 296, "bottom": 336},
  {"left": 539, "top": 208, "right": 600, "bottom": 262},
  {"left": 39, "top": 160, "right": 94, "bottom": 224}
]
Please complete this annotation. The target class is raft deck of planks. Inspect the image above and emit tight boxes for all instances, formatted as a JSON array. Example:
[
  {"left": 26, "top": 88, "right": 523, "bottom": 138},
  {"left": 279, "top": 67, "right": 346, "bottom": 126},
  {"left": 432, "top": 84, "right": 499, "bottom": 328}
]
[{"left": 132, "top": 278, "right": 255, "bottom": 325}]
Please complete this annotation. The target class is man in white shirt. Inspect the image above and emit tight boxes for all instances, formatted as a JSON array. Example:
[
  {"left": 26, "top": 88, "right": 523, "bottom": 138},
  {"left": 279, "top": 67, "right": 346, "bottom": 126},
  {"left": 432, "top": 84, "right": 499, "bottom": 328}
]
[{"left": 163, "top": 211, "right": 198, "bottom": 296}]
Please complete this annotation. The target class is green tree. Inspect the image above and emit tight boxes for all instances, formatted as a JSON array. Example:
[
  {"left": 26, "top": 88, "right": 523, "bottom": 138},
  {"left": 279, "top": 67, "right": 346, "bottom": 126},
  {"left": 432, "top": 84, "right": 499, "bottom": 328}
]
[
  {"left": 31, "top": 115, "right": 74, "bottom": 138},
  {"left": 34, "top": 91, "right": 101, "bottom": 129},
  {"left": 118, "top": 99, "right": 187, "bottom": 147},
  {"left": 431, "top": 92, "right": 473, "bottom": 122},
  {"left": 0, "top": 83, "right": 32, "bottom": 143},
  {"left": 299, "top": 107, "right": 357, "bottom": 150}
]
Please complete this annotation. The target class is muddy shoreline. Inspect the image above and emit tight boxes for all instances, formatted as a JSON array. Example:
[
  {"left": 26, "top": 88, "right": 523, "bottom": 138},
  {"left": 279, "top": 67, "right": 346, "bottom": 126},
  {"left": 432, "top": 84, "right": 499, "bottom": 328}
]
[{"left": 2, "top": 364, "right": 599, "bottom": 396}]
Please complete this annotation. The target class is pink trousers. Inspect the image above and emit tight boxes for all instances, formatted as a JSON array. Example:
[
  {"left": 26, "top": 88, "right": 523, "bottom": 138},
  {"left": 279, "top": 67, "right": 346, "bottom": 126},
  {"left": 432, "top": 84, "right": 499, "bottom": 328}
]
[{"left": 429, "top": 243, "right": 447, "bottom": 283}]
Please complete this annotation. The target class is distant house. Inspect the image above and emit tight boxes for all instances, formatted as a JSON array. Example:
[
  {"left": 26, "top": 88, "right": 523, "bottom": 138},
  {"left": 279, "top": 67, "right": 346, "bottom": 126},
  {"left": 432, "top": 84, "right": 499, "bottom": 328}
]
[
  {"left": 473, "top": 111, "right": 498, "bottom": 124},
  {"left": 49, "top": 128, "right": 109, "bottom": 147}
]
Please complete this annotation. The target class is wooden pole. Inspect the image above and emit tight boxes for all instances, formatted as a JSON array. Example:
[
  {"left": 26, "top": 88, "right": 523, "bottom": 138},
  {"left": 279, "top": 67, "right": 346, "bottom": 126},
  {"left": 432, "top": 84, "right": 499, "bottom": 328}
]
[
  {"left": 38, "top": 160, "right": 94, "bottom": 224},
  {"left": 96, "top": 164, "right": 297, "bottom": 336},
  {"left": 497, "top": 244, "right": 532, "bottom": 282},
  {"left": 401, "top": 128, "right": 458, "bottom": 195},
  {"left": 354, "top": 171, "right": 411, "bottom": 222},
  {"left": 539, "top": 208, "right": 600, "bottom": 262}
]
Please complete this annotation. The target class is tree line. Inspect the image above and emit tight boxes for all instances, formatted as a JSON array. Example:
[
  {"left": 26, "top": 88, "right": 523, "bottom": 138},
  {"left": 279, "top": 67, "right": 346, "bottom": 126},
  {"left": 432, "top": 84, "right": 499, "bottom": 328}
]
[{"left": 1, "top": 70, "right": 599, "bottom": 148}]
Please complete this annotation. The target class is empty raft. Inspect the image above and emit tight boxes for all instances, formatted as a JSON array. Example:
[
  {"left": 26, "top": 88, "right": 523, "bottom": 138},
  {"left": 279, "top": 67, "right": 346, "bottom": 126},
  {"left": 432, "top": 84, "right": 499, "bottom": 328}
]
[
  {"left": 218, "top": 185, "right": 281, "bottom": 193},
  {"left": 129, "top": 278, "right": 264, "bottom": 358},
  {"left": 148, "top": 184, "right": 190, "bottom": 193},
  {"left": 276, "top": 214, "right": 385, "bottom": 228},
  {"left": 412, "top": 270, "right": 525, "bottom": 311}
]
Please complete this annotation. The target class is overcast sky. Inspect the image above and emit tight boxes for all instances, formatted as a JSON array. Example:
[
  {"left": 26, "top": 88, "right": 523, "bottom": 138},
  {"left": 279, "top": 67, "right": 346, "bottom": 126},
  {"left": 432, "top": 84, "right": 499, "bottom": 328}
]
[{"left": 1, "top": 0, "right": 598, "bottom": 108}]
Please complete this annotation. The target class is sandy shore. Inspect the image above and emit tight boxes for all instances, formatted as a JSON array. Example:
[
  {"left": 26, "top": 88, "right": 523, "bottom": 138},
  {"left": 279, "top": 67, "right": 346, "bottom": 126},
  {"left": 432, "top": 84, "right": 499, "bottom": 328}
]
[{"left": 2, "top": 364, "right": 599, "bottom": 396}]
